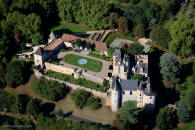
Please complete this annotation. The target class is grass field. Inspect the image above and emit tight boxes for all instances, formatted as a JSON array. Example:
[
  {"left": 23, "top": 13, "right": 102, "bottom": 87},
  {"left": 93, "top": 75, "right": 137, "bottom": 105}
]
[
  {"left": 63, "top": 54, "right": 103, "bottom": 72},
  {"left": 50, "top": 22, "right": 92, "bottom": 34},
  {"left": 55, "top": 92, "right": 117, "bottom": 125},
  {"left": 104, "top": 32, "right": 134, "bottom": 46}
]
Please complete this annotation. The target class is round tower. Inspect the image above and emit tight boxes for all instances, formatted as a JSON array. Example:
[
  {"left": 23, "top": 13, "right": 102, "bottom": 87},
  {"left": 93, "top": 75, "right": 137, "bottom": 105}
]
[{"left": 110, "top": 77, "right": 120, "bottom": 112}]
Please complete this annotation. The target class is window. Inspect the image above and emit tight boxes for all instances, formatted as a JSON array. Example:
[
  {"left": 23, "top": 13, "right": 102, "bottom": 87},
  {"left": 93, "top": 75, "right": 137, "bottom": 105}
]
[
  {"left": 130, "top": 91, "right": 132, "bottom": 95},
  {"left": 122, "top": 91, "right": 125, "bottom": 95},
  {"left": 140, "top": 97, "right": 141, "bottom": 99},
  {"left": 140, "top": 94, "right": 141, "bottom": 96},
  {"left": 150, "top": 96, "right": 152, "bottom": 99},
  {"left": 37, "top": 60, "right": 39, "bottom": 62}
]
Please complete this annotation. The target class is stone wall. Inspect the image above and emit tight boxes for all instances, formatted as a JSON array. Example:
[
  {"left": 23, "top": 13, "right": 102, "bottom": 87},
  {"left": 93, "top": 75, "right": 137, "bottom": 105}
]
[
  {"left": 45, "top": 62, "right": 74, "bottom": 75},
  {"left": 34, "top": 70, "right": 107, "bottom": 99},
  {"left": 82, "top": 71, "right": 104, "bottom": 85}
]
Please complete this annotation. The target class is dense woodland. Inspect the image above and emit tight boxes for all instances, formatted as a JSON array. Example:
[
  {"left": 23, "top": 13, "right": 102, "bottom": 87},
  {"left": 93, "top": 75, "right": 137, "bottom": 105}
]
[{"left": 0, "top": 0, "right": 195, "bottom": 129}]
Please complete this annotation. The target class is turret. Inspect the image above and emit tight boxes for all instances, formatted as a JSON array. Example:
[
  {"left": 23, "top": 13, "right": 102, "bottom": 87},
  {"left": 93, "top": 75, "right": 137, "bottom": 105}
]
[{"left": 110, "top": 77, "right": 120, "bottom": 112}]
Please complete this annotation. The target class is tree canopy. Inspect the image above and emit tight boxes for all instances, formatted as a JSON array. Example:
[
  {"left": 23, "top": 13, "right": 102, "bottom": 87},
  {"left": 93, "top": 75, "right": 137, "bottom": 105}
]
[
  {"left": 160, "top": 52, "right": 181, "bottom": 84},
  {"left": 156, "top": 106, "right": 177, "bottom": 129},
  {"left": 150, "top": 25, "right": 171, "bottom": 48},
  {"left": 168, "top": 18, "right": 195, "bottom": 57},
  {"left": 119, "top": 101, "right": 142, "bottom": 124}
]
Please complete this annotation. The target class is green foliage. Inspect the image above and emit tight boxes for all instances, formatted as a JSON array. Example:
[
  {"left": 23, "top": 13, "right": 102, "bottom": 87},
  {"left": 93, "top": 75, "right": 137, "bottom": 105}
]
[
  {"left": 75, "top": 39, "right": 82, "bottom": 47},
  {"left": 127, "top": 43, "right": 144, "bottom": 55},
  {"left": 32, "top": 78, "right": 68, "bottom": 101},
  {"left": 70, "top": 89, "right": 101, "bottom": 110},
  {"left": 7, "top": 60, "right": 32, "bottom": 88},
  {"left": 187, "top": 89, "right": 195, "bottom": 114},
  {"left": 160, "top": 52, "right": 181, "bottom": 84},
  {"left": 0, "top": 90, "right": 31, "bottom": 114},
  {"left": 26, "top": 99, "right": 41, "bottom": 116},
  {"left": 156, "top": 106, "right": 177, "bottom": 129},
  {"left": 109, "top": 12, "right": 119, "bottom": 29},
  {"left": 118, "top": 17, "right": 129, "bottom": 35},
  {"left": 36, "top": 114, "right": 107, "bottom": 130},
  {"left": 168, "top": 18, "right": 195, "bottom": 57},
  {"left": 57, "top": 0, "right": 111, "bottom": 29},
  {"left": 119, "top": 101, "right": 142, "bottom": 124},
  {"left": 70, "top": 90, "right": 90, "bottom": 108},
  {"left": 56, "top": 109, "right": 64, "bottom": 117},
  {"left": 134, "top": 24, "right": 145, "bottom": 38},
  {"left": 131, "top": 73, "right": 143, "bottom": 81},
  {"left": 177, "top": 100, "right": 191, "bottom": 123},
  {"left": 45, "top": 71, "right": 109, "bottom": 92},
  {"left": 1, "top": 11, "right": 43, "bottom": 44},
  {"left": 150, "top": 25, "right": 171, "bottom": 48},
  {"left": 103, "top": 80, "right": 110, "bottom": 87}
]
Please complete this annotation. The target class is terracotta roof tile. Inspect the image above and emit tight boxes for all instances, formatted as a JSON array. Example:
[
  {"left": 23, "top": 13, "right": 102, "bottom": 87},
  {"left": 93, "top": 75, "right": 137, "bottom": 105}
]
[
  {"left": 62, "top": 33, "right": 107, "bottom": 51},
  {"left": 44, "top": 38, "right": 64, "bottom": 51}
]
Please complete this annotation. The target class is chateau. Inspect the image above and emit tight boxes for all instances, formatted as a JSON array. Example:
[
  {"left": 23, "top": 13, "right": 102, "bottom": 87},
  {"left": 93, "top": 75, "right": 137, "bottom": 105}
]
[
  {"left": 34, "top": 32, "right": 156, "bottom": 113},
  {"left": 110, "top": 49, "right": 156, "bottom": 112}
]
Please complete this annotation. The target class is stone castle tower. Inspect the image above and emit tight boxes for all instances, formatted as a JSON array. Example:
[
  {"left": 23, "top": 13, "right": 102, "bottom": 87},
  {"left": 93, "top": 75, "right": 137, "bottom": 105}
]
[{"left": 110, "top": 77, "right": 120, "bottom": 112}]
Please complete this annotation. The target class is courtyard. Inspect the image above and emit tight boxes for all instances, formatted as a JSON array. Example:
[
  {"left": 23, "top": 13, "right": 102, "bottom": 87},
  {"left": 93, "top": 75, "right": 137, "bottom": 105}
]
[
  {"left": 63, "top": 54, "right": 103, "bottom": 72},
  {"left": 57, "top": 50, "right": 112, "bottom": 81}
]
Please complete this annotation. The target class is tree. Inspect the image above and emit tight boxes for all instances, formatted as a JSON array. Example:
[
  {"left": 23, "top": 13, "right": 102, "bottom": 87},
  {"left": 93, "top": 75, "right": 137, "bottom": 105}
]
[
  {"left": 127, "top": 43, "right": 144, "bottom": 55},
  {"left": 26, "top": 99, "right": 40, "bottom": 116},
  {"left": 75, "top": 39, "right": 82, "bottom": 47},
  {"left": 134, "top": 24, "right": 145, "bottom": 38},
  {"left": 187, "top": 89, "right": 195, "bottom": 114},
  {"left": 86, "top": 42, "right": 91, "bottom": 50},
  {"left": 177, "top": 100, "right": 190, "bottom": 123},
  {"left": 118, "top": 17, "right": 129, "bottom": 35},
  {"left": 150, "top": 26, "right": 171, "bottom": 48},
  {"left": 119, "top": 101, "right": 142, "bottom": 124},
  {"left": 56, "top": 109, "right": 64, "bottom": 117},
  {"left": 109, "top": 12, "right": 119, "bottom": 29},
  {"left": 70, "top": 89, "right": 90, "bottom": 108},
  {"left": 160, "top": 53, "right": 181, "bottom": 84},
  {"left": 131, "top": 74, "right": 143, "bottom": 81},
  {"left": 156, "top": 107, "right": 177, "bottom": 129},
  {"left": 168, "top": 18, "right": 195, "bottom": 57},
  {"left": 7, "top": 61, "right": 31, "bottom": 88}
]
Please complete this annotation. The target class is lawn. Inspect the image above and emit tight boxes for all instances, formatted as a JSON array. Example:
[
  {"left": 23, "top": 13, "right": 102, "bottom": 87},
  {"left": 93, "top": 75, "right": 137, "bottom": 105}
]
[
  {"left": 104, "top": 32, "right": 134, "bottom": 46},
  {"left": 55, "top": 92, "right": 117, "bottom": 125},
  {"left": 50, "top": 22, "right": 92, "bottom": 34},
  {"left": 63, "top": 54, "right": 103, "bottom": 72}
]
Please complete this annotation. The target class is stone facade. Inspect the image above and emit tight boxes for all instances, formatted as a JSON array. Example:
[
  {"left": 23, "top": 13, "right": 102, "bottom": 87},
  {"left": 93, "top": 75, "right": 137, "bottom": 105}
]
[
  {"left": 45, "top": 62, "right": 74, "bottom": 75},
  {"left": 110, "top": 50, "right": 156, "bottom": 112}
]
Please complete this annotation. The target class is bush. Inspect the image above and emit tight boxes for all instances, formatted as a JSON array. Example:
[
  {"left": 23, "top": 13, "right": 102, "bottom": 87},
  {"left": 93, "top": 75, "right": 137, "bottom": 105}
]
[
  {"left": 87, "top": 97, "right": 101, "bottom": 110},
  {"left": 131, "top": 74, "right": 143, "bottom": 81},
  {"left": 7, "top": 60, "right": 32, "bottom": 88},
  {"left": 70, "top": 89, "right": 102, "bottom": 110},
  {"left": 70, "top": 90, "right": 90, "bottom": 108},
  {"left": 32, "top": 78, "right": 69, "bottom": 101}
]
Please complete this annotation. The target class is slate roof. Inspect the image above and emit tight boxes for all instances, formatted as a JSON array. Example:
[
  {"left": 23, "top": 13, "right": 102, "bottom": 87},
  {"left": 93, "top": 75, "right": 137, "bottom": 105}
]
[
  {"left": 120, "top": 80, "right": 138, "bottom": 91},
  {"left": 111, "top": 77, "right": 121, "bottom": 91},
  {"left": 135, "top": 62, "right": 148, "bottom": 74},
  {"left": 62, "top": 33, "right": 107, "bottom": 51},
  {"left": 113, "top": 49, "right": 121, "bottom": 63},
  {"left": 44, "top": 38, "right": 64, "bottom": 51}
]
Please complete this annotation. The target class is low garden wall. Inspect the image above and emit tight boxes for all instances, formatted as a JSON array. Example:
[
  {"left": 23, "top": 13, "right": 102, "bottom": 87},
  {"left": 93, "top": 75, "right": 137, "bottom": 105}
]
[
  {"left": 34, "top": 70, "right": 107, "bottom": 99},
  {"left": 45, "top": 62, "right": 74, "bottom": 75}
]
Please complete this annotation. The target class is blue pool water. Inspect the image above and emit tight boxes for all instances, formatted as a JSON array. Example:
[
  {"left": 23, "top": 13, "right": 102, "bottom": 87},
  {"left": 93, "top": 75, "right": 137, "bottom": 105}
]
[{"left": 78, "top": 59, "right": 88, "bottom": 65}]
